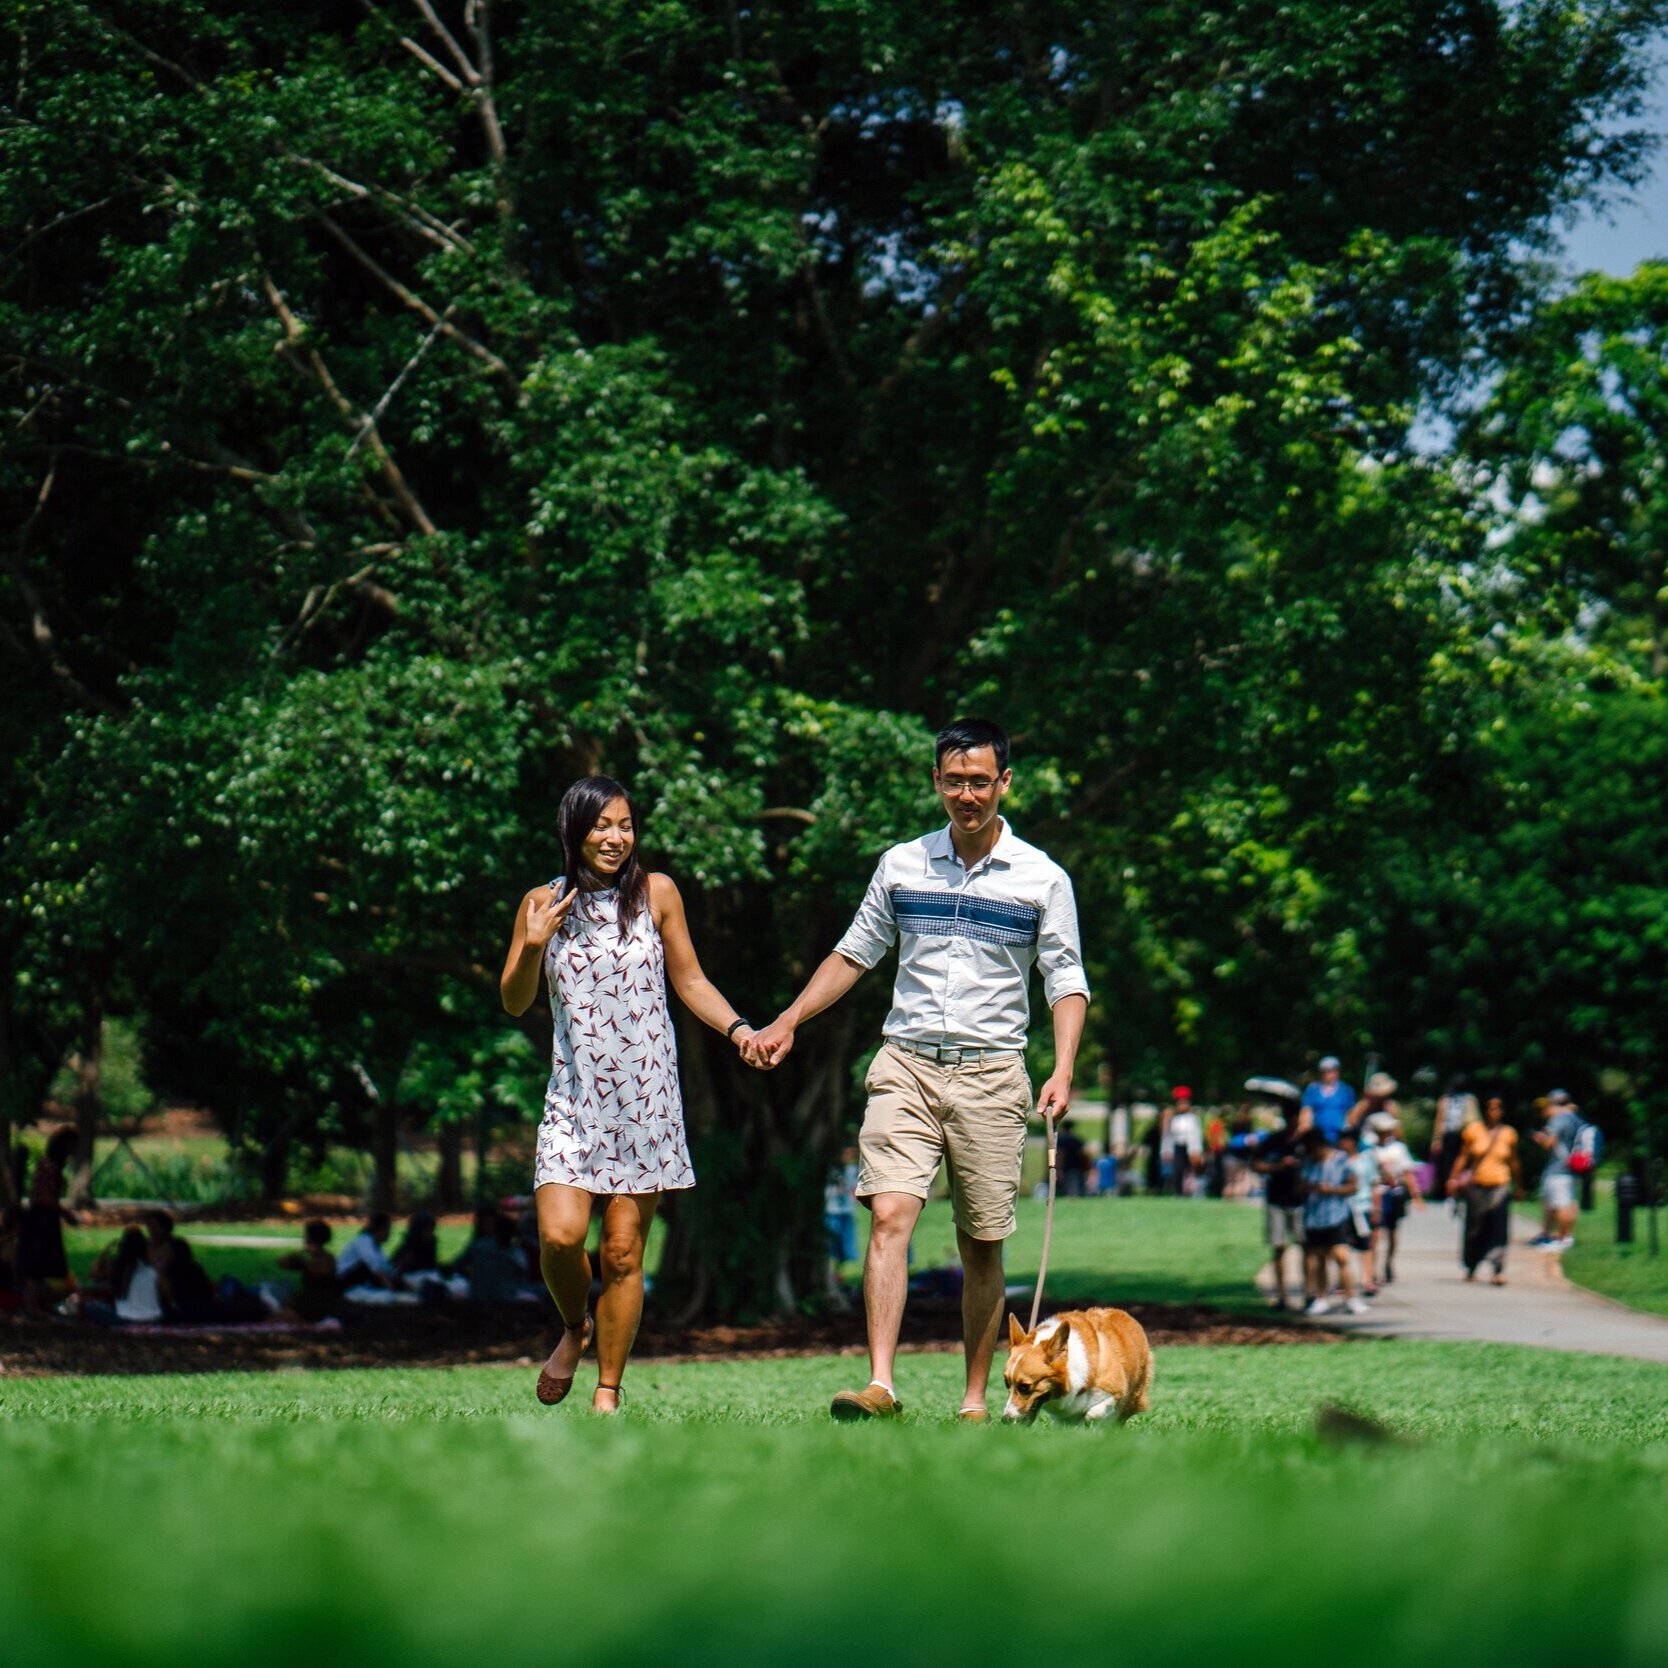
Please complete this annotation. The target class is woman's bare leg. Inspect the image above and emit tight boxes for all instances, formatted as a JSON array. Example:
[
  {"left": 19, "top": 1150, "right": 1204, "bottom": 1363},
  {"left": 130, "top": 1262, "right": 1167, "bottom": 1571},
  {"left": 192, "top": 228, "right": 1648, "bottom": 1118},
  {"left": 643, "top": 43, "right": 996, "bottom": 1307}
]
[
  {"left": 535, "top": 1183, "right": 595, "bottom": 1379},
  {"left": 593, "top": 1193, "right": 659, "bottom": 1411}
]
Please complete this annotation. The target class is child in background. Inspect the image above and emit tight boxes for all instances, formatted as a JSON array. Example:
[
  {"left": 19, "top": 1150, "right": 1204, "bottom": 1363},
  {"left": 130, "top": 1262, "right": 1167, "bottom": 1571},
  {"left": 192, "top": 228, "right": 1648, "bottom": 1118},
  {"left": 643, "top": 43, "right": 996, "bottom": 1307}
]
[
  {"left": 1301, "top": 1128, "right": 1367, "bottom": 1316},
  {"left": 277, "top": 1219, "right": 341, "bottom": 1321},
  {"left": 1339, "top": 1126, "right": 1381, "bottom": 1299}
]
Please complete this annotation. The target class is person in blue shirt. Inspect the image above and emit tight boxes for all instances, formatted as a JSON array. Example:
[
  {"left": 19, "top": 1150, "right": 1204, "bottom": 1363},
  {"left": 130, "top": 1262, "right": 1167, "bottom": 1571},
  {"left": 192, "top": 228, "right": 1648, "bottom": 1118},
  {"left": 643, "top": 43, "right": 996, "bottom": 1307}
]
[
  {"left": 1300, "top": 1126, "right": 1367, "bottom": 1316},
  {"left": 1300, "top": 1056, "right": 1356, "bottom": 1143},
  {"left": 1531, "top": 1090, "right": 1583, "bottom": 1251}
]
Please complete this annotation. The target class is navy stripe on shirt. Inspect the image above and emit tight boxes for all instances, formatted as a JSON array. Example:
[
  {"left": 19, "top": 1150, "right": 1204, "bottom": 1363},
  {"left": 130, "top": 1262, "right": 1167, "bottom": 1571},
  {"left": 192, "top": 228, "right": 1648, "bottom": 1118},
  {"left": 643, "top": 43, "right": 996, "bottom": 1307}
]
[{"left": 890, "top": 887, "right": 1041, "bottom": 948}]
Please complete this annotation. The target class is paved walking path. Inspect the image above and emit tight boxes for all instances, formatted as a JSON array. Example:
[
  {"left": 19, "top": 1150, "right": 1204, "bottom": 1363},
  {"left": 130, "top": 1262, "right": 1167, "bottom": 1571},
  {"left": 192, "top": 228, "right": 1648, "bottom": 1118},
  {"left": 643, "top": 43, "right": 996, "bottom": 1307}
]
[{"left": 1259, "top": 1203, "right": 1668, "bottom": 1362}]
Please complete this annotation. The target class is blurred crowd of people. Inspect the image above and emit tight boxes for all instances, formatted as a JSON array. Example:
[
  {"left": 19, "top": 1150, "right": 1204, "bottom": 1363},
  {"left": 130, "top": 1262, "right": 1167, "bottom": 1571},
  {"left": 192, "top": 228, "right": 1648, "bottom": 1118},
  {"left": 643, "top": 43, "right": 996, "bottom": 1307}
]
[
  {"left": 816, "top": 1055, "right": 1604, "bottom": 1317},
  {"left": 1, "top": 1126, "right": 557, "bottom": 1327}
]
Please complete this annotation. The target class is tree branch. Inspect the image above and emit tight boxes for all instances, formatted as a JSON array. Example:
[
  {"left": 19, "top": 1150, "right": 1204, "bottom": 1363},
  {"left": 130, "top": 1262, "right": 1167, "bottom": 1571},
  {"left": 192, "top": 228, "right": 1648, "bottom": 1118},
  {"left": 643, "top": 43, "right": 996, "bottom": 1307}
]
[
  {"left": 288, "top": 156, "right": 476, "bottom": 256},
  {"left": 312, "top": 210, "right": 512, "bottom": 380},
  {"left": 3, "top": 193, "right": 125, "bottom": 269},
  {"left": 410, "top": 0, "right": 481, "bottom": 84},
  {"left": 3, "top": 463, "right": 126, "bottom": 717},
  {"left": 462, "top": 0, "right": 519, "bottom": 264},
  {"left": 260, "top": 272, "right": 439, "bottom": 537},
  {"left": 347, "top": 307, "right": 455, "bottom": 457},
  {"left": 356, "top": 2, "right": 467, "bottom": 91},
  {"left": 463, "top": 1, "right": 507, "bottom": 164}
]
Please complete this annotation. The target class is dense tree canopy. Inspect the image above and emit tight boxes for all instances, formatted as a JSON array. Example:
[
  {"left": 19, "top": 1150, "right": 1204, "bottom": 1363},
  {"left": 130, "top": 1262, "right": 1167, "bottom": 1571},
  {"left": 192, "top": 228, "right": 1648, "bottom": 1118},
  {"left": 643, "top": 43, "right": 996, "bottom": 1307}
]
[{"left": 5, "top": 2, "right": 1667, "bottom": 1307}]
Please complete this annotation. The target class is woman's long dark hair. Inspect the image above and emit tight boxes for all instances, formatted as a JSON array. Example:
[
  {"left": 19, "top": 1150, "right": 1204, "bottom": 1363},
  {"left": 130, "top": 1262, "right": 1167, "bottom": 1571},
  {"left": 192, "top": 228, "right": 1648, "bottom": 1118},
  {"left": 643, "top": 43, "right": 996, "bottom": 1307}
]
[{"left": 558, "top": 775, "right": 649, "bottom": 929}]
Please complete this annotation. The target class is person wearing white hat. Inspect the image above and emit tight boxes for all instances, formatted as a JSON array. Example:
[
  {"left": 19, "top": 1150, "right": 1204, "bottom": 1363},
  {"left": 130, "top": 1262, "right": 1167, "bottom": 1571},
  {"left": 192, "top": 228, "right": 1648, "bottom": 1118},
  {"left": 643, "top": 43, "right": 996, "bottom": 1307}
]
[
  {"left": 1369, "top": 1109, "right": 1425, "bottom": 1284},
  {"left": 1349, "top": 1071, "right": 1400, "bottom": 1136}
]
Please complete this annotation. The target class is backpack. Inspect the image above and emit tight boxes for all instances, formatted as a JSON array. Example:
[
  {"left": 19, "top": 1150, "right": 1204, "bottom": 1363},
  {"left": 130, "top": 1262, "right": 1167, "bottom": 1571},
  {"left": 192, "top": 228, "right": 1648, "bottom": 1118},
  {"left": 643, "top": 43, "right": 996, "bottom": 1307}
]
[{"left": 1568, "top": 1120, "right": 1604, "bottom": 1175}]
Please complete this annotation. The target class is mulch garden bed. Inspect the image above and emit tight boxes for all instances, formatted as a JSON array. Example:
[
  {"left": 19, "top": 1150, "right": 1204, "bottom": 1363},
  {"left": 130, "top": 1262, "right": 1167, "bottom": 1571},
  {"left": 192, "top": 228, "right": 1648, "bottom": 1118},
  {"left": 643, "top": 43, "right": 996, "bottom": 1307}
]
[{"left": 1, "top": 1299, "right": 1339, "bottom": 1379}]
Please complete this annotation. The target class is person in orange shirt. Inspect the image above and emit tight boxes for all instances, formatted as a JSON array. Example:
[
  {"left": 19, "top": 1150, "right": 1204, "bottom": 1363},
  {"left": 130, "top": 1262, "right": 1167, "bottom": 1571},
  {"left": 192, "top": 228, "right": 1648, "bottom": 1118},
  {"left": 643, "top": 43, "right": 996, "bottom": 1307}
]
[{"left": 1457, "top": 1095, "right": 1522, "bottom": 1284}]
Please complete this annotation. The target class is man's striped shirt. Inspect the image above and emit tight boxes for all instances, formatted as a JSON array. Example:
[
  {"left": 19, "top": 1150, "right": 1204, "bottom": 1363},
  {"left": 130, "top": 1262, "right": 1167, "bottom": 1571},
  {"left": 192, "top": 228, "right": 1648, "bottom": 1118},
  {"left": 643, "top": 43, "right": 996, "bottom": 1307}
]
[{"left": 833, "top": 821, "right": 1090, "bottom": 1052}]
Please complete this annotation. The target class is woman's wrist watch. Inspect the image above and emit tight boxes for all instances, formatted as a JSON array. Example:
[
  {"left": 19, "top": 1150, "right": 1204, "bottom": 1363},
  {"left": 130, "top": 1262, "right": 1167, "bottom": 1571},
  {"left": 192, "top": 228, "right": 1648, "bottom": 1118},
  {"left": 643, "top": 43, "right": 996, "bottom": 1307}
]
[{"left": 726, "top": 1017, "right": 750, "bottom": 1041}]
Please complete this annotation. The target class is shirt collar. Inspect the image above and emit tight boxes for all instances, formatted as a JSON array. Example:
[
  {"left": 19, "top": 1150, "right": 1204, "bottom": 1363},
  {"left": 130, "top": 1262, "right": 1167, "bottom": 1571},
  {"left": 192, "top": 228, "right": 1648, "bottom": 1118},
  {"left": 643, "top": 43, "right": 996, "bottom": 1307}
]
[{"left": 927, "top": 819, "right": 1014, "bottom": 870}]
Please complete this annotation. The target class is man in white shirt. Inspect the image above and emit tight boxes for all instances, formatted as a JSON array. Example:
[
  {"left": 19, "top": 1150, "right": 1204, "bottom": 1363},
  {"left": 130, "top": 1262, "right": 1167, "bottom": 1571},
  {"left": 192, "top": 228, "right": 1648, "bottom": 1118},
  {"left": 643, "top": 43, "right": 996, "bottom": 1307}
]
[
  {"left": 336, "top": 1212, "right": 399, "bottom": 1290},
  {"left": 749, "top": 718, "right": 1090, "bottom": 1422}
]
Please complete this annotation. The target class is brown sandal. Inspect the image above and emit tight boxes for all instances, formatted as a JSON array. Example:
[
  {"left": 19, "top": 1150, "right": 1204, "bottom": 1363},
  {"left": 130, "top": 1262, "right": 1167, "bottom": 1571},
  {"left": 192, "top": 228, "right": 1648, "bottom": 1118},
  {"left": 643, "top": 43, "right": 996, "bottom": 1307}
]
[{"left": 535, "top": 1314, "right": 594, "bottom": 1405}]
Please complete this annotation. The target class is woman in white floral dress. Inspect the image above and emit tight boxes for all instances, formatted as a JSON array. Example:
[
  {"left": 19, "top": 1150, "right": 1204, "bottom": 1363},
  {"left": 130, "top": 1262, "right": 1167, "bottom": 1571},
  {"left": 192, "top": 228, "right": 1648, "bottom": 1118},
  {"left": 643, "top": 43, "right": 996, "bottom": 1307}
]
[{"left": 500, "top": 776, "right": 757, "bottom": 1412}]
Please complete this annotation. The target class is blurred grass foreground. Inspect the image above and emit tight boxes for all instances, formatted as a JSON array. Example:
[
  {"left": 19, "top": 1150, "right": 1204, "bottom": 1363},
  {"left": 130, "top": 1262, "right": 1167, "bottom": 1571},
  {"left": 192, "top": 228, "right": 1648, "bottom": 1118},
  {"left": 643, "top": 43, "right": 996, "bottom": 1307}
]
[{"left": 3, "top": 1343, "right": 1668, "bottom": 1668}]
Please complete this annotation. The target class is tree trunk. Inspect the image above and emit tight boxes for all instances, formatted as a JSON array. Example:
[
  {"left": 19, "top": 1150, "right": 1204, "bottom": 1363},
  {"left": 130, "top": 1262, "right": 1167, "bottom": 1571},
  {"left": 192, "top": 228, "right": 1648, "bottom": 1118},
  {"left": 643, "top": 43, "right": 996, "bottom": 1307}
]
[
  {"left": 257, "top": 1128, "right": 291, "bottom": 1203},
  {"left": 473, "top": 1103, "right": 492, "bottom": 1204},
  {"left": 436, "top": 1120, "right": 464, "bottom": 1210},
  {"left": 658, "top": 1004, "right": 860, "bottom": 1322},
  {"left": 370, "top": 1095, "right": 399, "bottom": 1212},
  {"left": 67, "top": 992, "right": 104, "bottom": 1208}
]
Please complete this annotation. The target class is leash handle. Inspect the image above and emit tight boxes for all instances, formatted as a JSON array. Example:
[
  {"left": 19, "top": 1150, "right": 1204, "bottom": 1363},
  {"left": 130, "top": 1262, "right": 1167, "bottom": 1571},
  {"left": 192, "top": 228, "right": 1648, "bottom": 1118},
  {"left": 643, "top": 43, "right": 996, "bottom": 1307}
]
[{"left": 1028, "top": 1110, "right": 1059, "bottom": 1334}]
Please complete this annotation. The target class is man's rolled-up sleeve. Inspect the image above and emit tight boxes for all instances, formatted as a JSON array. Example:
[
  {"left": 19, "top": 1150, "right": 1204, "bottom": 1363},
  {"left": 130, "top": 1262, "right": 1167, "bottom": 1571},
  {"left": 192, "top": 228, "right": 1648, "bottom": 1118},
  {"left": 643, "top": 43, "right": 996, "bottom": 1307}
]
[
  {"left": 1038, "top": 872, "right": 1091, "bottom": 1007},
  {"left": 832, "top": 858, "right": 897, "bottom": 969}
]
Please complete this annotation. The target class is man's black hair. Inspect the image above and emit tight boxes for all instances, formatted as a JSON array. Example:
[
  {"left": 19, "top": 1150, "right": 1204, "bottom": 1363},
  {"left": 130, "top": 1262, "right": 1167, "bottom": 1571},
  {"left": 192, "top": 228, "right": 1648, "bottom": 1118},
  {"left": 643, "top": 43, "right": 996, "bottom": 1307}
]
[{"left": 935, "top": 718, "right": 1010, "bottom": 773}]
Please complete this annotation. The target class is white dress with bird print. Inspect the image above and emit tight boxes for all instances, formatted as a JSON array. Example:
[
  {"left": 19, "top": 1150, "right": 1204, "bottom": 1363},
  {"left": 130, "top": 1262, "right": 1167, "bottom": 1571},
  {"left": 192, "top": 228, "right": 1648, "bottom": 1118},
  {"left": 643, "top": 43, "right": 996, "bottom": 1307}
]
[{"left": 533, "top": 882, "right": 695, "bottom": 1195}]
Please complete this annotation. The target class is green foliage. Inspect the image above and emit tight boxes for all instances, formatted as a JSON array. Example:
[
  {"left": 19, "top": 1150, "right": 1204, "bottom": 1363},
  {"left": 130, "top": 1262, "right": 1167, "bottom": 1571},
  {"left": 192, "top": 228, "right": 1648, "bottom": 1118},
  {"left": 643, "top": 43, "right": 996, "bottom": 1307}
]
[
  {"left": 46, "top": 1015, "right": 153, "bottom": 1125},
  {"left": 7, "top": 1, "right": 1668, "bottom": 1301}
]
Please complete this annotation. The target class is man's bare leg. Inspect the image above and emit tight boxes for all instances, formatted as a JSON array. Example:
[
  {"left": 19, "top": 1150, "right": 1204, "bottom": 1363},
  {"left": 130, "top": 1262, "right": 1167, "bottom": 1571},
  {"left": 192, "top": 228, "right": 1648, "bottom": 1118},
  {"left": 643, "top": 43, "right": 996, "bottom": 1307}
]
[
  {"left": 1268, "top": 1246, "right": 1290, "bottom": 1306},
  {"left": 957, "top": 1227, "right": 1005, "bottom": 1412},
  {"left": 862, "top": 1192, "right": 924, "bottom": 1391}
]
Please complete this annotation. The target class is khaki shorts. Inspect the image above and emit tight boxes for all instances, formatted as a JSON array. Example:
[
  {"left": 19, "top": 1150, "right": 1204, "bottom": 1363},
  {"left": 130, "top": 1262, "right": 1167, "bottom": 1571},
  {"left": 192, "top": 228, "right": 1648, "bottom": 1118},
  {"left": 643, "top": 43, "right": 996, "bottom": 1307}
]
[
  {"left": 856, "top": 1043, "right": 1033, "bottom": 1241},
  {"left": 1265, "top": 1204, "right": 1304, "bottom": 1249}
]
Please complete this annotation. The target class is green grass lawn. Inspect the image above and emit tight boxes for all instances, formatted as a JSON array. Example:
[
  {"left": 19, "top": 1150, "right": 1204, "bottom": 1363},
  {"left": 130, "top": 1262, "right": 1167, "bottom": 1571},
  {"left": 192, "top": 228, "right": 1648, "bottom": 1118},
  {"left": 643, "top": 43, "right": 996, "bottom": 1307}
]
[
  {"left": 57, "top": 1195, "right": 1260, "bottom": 1308},
  {"left": 887, "top": 1193, "right": 1269, "bottom": 1310},
  {"left": 1513, "top": 1187, "right": 1668, "bottom": 1319},
  {"left": 1563, "top": 1234, "right": 1668, "bottom": 1319},
  {"left": 2, "top": 1343, "right": 1666, "bottom": 1668}
]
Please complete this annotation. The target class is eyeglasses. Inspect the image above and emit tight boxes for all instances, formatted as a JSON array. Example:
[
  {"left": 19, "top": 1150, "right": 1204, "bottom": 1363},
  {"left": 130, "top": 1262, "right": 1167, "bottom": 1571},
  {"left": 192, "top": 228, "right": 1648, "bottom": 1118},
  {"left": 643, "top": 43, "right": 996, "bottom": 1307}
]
[{"left": 937, "top": 776, "right": 997, "bottom": 796}]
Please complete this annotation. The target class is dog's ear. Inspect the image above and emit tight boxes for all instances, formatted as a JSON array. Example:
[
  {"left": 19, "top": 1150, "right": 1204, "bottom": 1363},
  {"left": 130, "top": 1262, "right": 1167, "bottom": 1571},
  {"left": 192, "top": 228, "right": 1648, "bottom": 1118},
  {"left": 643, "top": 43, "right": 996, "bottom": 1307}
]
[
  {"left": 1007, "top": 1312, "right": 1027, "bottom": 1348},
  {"left": 1044, "top": 1319, "right": 1072, "bottom": 1360}
]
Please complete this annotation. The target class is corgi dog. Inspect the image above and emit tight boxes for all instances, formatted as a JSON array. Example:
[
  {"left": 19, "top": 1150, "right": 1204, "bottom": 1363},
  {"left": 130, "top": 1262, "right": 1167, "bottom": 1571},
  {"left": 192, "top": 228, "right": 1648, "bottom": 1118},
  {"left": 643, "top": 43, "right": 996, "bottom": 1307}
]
[{"left": 1001, "top": 1307, "right": 1153, "bottom": 1424}]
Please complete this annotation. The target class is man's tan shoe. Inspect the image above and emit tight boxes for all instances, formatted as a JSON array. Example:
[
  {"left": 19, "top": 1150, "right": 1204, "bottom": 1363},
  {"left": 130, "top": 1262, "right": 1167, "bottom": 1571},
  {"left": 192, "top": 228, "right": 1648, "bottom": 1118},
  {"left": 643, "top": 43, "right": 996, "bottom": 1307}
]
[
  {"left": 830, "top": 1383, "right": 903, "bottom": 1420},
  {"left": 956, "top": 1407, "right": 989, "bottom": 1424}
]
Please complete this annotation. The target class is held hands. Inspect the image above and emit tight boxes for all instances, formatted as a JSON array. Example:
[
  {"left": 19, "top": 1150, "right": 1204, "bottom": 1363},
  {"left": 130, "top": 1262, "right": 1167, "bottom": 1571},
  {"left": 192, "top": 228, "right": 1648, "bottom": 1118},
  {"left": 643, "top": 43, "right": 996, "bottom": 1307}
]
[{"left": 741, "top": 1017, "right": 795, "bottom": 1070}]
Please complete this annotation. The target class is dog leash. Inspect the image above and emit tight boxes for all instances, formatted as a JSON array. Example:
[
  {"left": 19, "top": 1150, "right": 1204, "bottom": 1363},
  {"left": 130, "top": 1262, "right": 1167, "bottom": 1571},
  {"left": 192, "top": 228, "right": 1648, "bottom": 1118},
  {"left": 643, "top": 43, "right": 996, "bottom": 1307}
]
[{"left": 1028, "top": 1110, "right": 1059, "bottom": 1334}]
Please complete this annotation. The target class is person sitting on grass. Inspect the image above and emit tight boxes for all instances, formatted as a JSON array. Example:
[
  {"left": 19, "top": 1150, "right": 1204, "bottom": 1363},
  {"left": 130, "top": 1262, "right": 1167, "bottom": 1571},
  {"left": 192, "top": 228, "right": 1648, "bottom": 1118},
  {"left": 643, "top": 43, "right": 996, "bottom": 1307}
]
[
  {"left": 276, "top": 1220, "right": 343, "bottom": 1321},
  {"left": 450, "top": 1207, "right": 538, "bottom": 1302},
  {"left": 337, "top": 1212, "right": 401, "bottom": 1291},
  {"left": 391, "top": 1210, "right": 448, "bottom": 1294},
  {"left": 1300, "top": 1127, "right": 1367, "bottom": 1316},
  {"left": 80, "top": 1227, "right": 164, "bottom": 1326},
  {"left": 155, "top": 1233, "right": 220, "bottom": 1323}
]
